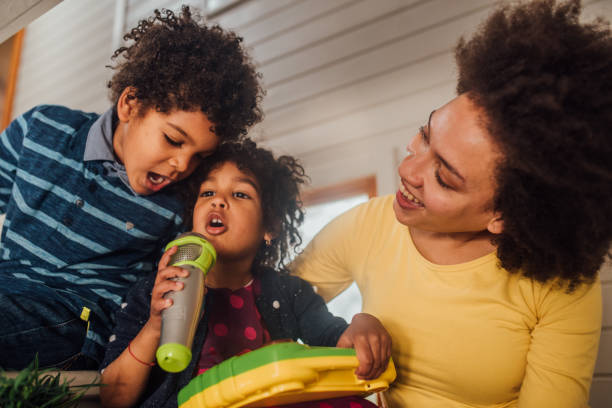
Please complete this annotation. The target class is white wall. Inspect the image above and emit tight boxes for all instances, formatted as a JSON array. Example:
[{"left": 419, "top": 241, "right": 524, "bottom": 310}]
[
  {"left": 0, "top": 0, "right": 62, "bottom": 43},
  {"left": 6, "top": 0, "right": 612, "bottom": 406},
  {"left": 12, "top": 0, "right": 115, "bottom": 115}
]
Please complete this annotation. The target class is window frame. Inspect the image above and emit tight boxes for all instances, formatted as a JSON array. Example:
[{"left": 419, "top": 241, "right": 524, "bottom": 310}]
[
  {"left": 301, "top": 175, "right": 377, "bottom": 207},
  {"left": 1, "top": 29, "right": 25, "bottom": 130}
]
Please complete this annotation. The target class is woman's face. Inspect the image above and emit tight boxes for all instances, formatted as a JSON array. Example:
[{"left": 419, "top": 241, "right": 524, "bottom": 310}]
[{"left": 393, "top": 93, "right": 503, "bottom": 235}]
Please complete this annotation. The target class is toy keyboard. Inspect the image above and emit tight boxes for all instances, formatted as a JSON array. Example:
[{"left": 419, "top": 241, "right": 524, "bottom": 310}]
[{"left": 178, "top": 342, "right": 396, "bottom": 408}]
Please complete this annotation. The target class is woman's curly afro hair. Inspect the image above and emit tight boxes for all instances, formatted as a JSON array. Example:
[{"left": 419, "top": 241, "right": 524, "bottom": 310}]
[
  {"left": 183, "top": 139, "right": 308, "bottom": 271},
  {"left": 455, "top": 0, "right": 612, "bottom": 291},
  {"left": 107, "top": 6, "right": 264, "bottom": 141}
]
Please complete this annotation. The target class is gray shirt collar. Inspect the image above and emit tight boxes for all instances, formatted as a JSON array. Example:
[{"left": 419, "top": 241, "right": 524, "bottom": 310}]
[
  {"left": 84, "top": 108, "right": 117, "bottom": 162},
  {"left": 83, "top": 108, "right": 135, "bottom": 193}
]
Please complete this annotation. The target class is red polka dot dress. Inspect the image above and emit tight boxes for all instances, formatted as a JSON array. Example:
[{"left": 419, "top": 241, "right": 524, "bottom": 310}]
[
  {"left": 195, "top": 278, "right": 378, "bottom": 408},
  {"left": 196, "top": 279, "right": 270, "bottom": 372}
]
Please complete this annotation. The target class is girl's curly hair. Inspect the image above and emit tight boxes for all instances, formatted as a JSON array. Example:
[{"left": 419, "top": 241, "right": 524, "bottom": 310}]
[
  {"left": 455, "top": 0, "right": 612, "bottom": 291},
  {"left": 107, "top": 6, "right": 264, "bottom": 141},
  {"left": 183, "top": 140, "right": 309, "bottom": 270}
]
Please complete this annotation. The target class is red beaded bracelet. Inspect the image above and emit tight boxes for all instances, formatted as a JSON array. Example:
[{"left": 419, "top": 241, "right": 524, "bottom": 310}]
[{"left": 128, "top": 341, "right": 156, "bottom": 367}]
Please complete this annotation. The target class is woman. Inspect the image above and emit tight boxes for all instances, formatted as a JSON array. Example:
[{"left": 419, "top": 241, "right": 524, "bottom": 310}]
[{"left": 292, "top": 0, "right": 612, "bottom": 406}]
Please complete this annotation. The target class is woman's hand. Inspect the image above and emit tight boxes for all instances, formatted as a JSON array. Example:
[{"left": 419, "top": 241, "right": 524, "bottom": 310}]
[{"left": 336, "top": 312, "right": 392, "bottom": 379}]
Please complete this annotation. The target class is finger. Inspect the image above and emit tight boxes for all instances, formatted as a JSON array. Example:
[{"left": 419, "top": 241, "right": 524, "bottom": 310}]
[
  {"left": 151, "top": 296, "right": 173, "bottom": 316},
  {"left": 158, "top": 246, "right": 178, "bottom": 270},
  {"left": 383, "top": 336, "right": 393, "bottom": 367},
  {"left": 368, "top": 335, "right": 384, "bottom": 379},
  {"left": 150, "top": 276, "right": 185, "bottom": 318},
  {"left": 336, "top": 330, "right": 352, "bottom": 348},
  {"left": 155, "top": 266, "right": 189, "bottom": 285},
  {"left": 156, "top": 278, "right": 185, "bottom": 297},
  {"left": 151, "top": 281, "right": 185, "bottom": 313},
  {"left": 378, "top": 334, "right": 392, "bottom": 376},
  {"left": 353, "top": 336, "right": 375, "bottom": 379}
]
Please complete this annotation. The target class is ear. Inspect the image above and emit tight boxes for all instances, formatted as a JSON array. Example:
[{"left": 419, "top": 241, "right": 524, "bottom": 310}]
[
  {"left": 486, "top": 213, "right": 504, "bottom": 235},
  {"left": 116, "top": 87, "right": 139, "bottom": 122}
]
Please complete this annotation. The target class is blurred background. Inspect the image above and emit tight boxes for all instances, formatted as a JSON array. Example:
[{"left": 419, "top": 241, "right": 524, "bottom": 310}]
[{"left": 0, "top": 1, "right": 611, "bottom": 406}]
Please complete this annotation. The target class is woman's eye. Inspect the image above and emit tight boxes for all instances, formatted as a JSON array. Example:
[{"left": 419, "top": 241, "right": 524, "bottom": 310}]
[
  {"left": 419, "top": 126, "right": 430, "bottom": 145},
  {"left": 233, "top": 192, "right": 250, "bottom": 199},
  {"left": 199, "top": 191, "right": 214, "bottom": 197},
  {"left": 435, "top": 170, "right": 452, "bottom": 190},
  {"left": 164, "top": 134, "right": 182, "bottom": 147}
]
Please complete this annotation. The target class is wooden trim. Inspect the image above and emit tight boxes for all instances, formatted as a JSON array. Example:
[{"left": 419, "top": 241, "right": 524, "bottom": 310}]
[
  {"left": 2, "top": 29, "right": 25, "bottom": 130},
  {"left": 301, "top": 175, "right": 377, "bottom": 207}
]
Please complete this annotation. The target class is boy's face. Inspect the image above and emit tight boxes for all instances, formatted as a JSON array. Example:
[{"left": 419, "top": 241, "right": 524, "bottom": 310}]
[
  {"left": 114, "top": 92, "right": 218, "bottom": 195},
  {"left": 192, "top": 162, "right": 270, "bottom": 263}
]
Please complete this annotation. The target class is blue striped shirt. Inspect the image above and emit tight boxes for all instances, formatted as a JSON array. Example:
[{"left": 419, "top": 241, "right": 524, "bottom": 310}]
[{"left": 0, "top": 105, "right": 185, "bottom": 362}]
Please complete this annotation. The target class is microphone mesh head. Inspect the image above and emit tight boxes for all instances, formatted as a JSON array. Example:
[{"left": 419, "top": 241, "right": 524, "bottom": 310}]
[{"left": 170, "top": 244, "right": 202, "bottom": 265}]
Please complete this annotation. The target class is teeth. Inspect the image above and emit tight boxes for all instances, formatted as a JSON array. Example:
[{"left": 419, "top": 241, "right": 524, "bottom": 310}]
[
  {"left": 148, "top": 174, "right": 165, "bottom": 185},
  {"left": 399, "top": 184, "right": 423, "bottom": 205},
  {"left": 210, "top": 217, "right": 223, "bottom": 227}
]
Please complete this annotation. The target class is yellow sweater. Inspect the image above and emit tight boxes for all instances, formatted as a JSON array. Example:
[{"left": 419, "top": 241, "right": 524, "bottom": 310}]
[{"left": 292, "top": 195, "right": 601, "bottom": 407}]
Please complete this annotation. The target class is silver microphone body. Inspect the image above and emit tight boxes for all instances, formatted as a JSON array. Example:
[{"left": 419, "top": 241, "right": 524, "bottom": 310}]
[{"left": 156, "top": 232, "right": 216, "bottom": 373}]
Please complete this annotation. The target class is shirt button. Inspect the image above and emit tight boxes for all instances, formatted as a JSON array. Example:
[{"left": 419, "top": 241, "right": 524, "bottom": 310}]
[
  {"left": 63, "top": 217, "right": 72, "bottom": 226},
  {"left": 75, "top": 199, "right": 84, "bottom": 208}
]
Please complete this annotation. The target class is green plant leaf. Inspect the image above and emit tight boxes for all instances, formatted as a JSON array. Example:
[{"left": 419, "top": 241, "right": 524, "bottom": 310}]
[{"left": 0, "top": 354, "right": 100, "bottom": 408}]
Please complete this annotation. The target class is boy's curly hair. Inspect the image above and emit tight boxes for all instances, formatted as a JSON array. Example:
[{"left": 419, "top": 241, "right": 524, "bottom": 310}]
[
  {"left": 455, "top": 0, "right": 612, "bottom": 291},
  {"left": 107, "top": 6, "right": 264, "bottom": 141},
  {"left": 183, "top": 140, "right": 308, "bottom": 270}
]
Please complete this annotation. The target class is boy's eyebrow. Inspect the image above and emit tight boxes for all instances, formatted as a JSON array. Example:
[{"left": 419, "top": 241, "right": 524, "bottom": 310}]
[
  {"left": 428, "top": 110, "right": 465, "bottom": 182},
  {"left": 168, "top": 122, "right": 191, "bottom": 140}
]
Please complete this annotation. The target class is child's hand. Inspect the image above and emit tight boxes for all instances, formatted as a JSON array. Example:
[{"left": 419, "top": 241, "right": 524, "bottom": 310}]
[
  {"left": 148, "top": 246, "right": 193, "bottom": 331},
  {"left": 336, "top": 313, "right": 392, "bottom": 380}
]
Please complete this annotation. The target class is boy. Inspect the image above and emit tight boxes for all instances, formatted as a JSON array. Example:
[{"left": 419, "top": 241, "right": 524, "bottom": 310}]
[{"left": 0, "top": 6, "right": 263, "bottom": 370}]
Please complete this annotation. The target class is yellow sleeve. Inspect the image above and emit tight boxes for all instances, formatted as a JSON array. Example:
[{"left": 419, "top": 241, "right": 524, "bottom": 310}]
[
  {"left": 290, "top": 203, "right": 363, "bottom": 302},
  {"left": 518, "top": 279, "right": 602, "bottom": 408}
]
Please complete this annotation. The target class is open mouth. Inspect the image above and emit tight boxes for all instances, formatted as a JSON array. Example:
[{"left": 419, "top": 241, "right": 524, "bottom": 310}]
[
  {"left": 146, "top": 172, "right": 172, "bottom": 191},
  {"left": 399, "top": 183, "right": 424, "bottom": 207},
  {"left": 206, "top": 214, "right": 227, "bottom": 235}
]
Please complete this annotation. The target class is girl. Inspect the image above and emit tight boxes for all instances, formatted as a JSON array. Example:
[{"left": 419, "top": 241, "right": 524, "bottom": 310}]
[{"left": 100, "top": 140, "right": 392, "bottom": 408}]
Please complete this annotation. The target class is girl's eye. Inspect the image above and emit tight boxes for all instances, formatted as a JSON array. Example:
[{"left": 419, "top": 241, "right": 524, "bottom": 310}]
[
  {"left": 199, "top": 191, "right": 214, "bottom": 197},
  {"left": 164, "top": 134, "right": 182, "bottom": 147},
  {"left": 233, "top": 192, "right": 250, "bottom": 199}
]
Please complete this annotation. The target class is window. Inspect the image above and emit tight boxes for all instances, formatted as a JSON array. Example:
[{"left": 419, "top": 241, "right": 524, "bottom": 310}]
[{"left": 298, "top": 176, "right": 376, "bottom": 323}]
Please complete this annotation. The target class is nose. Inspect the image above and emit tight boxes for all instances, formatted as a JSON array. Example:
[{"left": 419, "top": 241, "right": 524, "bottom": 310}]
[
  {"left": 399, "top": 144, "right": 425, "bottom": 188},
  {"left": 169, "top": 153, "right": 192, "bottom": 173},
  {"left": 210, "top": 195, "right": 227, "bottom": 209}
]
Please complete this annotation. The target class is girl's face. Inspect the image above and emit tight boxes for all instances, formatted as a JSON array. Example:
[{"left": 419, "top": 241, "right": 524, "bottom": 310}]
[
  {"left": 191, "top": 162, "right": 271, "bottom": 262},
  {"left": 393, "top": 93, "right": 503, "bottom": 236},
  {"left": 113, "top": 89, "right": 218, "bottom": 195}
]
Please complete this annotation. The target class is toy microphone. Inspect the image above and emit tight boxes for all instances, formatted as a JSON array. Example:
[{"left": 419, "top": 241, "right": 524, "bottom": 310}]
[{"left": 156, "top": 232, "right": 216, "bottom": 373}]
